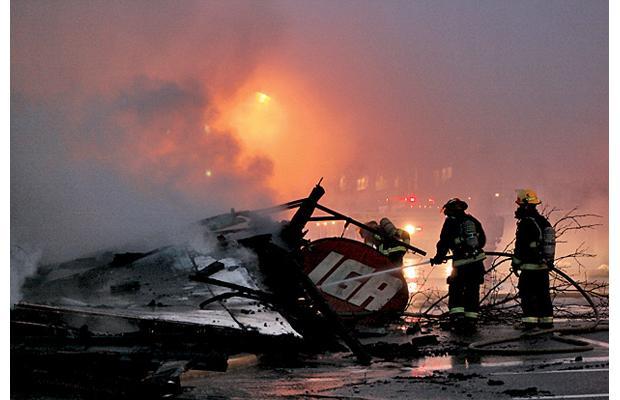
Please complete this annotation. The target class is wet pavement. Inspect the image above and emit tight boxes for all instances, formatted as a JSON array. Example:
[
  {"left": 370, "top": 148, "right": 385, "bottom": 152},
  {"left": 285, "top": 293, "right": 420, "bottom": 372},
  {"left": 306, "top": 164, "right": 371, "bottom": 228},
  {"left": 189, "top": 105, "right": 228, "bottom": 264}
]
[{"left": 180, "top": 322, "right": 609, "bottom": 399}]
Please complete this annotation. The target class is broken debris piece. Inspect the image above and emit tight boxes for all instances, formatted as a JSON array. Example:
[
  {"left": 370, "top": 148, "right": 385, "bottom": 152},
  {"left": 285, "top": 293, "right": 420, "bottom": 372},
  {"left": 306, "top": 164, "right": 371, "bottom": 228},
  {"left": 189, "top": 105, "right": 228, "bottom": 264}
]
[
  {"left": 110, "top": 281, "right": 140, "bottom": 294},
  {"left": 196, "top": 260, "right": 225, "bottom": 276},
  {"left": 406, "top": 323, "right": 421, "bottom": 335},
  {"left": 410, "top": 334, "right": 439, "bottom": 347}
]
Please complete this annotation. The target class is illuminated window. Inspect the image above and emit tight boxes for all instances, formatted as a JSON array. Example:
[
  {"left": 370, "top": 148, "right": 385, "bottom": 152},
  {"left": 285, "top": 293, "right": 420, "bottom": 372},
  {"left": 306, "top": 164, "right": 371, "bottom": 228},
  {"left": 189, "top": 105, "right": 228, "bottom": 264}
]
[
  {"left": 356, "top": 176, "right": 369, "bottom": 191},
  {"left": 375, "top": 175, "right": 387, "bottom": 191},
  {"left": 433, "top": 166, "right": 453, "bottom": 185}
]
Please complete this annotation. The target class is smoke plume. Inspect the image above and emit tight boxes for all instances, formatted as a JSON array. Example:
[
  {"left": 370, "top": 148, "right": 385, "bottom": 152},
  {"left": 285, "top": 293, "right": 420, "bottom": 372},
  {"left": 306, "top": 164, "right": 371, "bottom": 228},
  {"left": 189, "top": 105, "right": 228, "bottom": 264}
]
[{"left": 11, "top": 1, "right": 608, "bottom": 272}]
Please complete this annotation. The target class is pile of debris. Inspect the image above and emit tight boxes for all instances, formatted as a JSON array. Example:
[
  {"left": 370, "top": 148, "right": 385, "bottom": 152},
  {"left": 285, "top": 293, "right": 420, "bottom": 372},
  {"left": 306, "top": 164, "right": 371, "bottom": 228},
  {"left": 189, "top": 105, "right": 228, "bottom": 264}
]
[{"left": 12, "top": 183, "right": 425, "bottom": 398}]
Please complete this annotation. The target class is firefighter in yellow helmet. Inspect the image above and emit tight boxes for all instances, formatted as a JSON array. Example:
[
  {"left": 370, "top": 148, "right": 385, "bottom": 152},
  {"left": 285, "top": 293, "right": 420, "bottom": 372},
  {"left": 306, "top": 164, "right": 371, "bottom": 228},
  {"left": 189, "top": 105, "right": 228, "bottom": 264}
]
[
  {"left": 430, "top": 198, "right": 486, "bottom": 333},
  {"left": 513, "top": 189, "right": 555, "bottom": 330},
  {"left": 359, "top": 218, "right": 410, "bottom": 266}
]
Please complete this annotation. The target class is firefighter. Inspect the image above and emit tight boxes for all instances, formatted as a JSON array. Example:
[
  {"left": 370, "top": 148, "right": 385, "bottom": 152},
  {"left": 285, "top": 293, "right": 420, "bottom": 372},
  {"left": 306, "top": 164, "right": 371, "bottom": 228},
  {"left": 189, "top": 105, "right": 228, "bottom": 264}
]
[
  {"left": 359, "top": 218, "right": 410, "bottom": 266},
  {"left": 430, "top": 198, "right": 486, "bottom": 332},
  {"left": 512, "top": 189, "right": 555, "bottom": 330}
]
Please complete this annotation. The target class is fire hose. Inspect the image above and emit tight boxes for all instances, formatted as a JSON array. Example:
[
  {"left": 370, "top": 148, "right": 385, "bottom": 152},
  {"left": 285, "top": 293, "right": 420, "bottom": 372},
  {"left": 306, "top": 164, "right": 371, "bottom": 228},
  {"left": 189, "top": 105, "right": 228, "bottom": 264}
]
[
  {"left": 319, "top": 260, "right": 432, "bottom": 289},
  {"left": 322, "top": 251, "right": 606, "bottom": 355},
  {"left": 466, "top": 252, "right": 607, "bottom": 355}
]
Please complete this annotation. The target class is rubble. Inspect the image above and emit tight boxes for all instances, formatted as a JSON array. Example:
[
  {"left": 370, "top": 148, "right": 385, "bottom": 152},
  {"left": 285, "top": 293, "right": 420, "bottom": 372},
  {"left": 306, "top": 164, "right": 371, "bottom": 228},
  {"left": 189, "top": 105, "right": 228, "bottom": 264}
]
[
  {"left": 12, "top": 183, "right": 420, "bottom": 397},
  {"left": 11, "top": 183, "right": 608, "bottom": 398},
  {"left": 410, "top": 334, "right": 439, "bottom": 347}
]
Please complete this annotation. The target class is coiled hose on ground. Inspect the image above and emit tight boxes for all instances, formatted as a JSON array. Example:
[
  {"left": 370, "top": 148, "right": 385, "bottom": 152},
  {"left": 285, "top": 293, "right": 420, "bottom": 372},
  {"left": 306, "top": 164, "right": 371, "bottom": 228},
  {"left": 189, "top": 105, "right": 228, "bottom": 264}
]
[{"left": 407, "top": 252, "right": 607, "bottom": 355}]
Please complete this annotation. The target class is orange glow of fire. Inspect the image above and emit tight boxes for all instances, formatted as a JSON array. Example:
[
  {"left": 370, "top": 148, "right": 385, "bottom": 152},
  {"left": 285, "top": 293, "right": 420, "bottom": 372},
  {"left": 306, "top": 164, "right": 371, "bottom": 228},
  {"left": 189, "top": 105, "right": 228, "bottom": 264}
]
[
  {"left": 255, "top": 91, "right": 271, "bottom": 104},
  {"left": 403, "top": 266, "right": 417, "bottom": 279},
  {"left": 212, "top": 67, "right": 352, "bottom": 199},
  {"left": 70, "top": 65, "right": 353, "bottom": 204},
  {"left": 404, "top": 224, "right": 416, "bottom": 235},
  {"left": 215, "top": 88, "right": 287, "bottom": 157}
]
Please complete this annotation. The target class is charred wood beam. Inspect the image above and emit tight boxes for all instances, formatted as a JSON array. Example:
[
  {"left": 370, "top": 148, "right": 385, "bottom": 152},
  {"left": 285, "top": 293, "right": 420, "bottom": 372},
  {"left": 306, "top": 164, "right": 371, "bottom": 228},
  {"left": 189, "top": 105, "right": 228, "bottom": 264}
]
[
  {"left": 286, "top": 256, "right": 371, "bottom": 365},
  {"left": 308, "top": 216, "right": 343, "bottom": 221},
  {"left": 240, "top": 234, "right": 371, "bottom": 365},
  {"left": 280, "top": 183, "right": 326, "bottom": 247},
  {"left": 240, "top": 198, "right": 306, "bottom": 215},
  {"left": 314, "top": 203, "right": 427, "bottom": 256}
]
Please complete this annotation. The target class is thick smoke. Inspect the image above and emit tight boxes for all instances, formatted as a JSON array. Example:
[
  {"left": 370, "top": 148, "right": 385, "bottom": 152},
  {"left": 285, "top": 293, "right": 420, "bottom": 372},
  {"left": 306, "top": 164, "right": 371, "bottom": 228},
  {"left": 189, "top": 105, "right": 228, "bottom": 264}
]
[
  {"left": 11, "top": 1, "right": 285, "bottom": 263},
  {"left": 11, "top": 1, "right": 608, "bottom": 273},
  {"left": 10, "top": 245, "right": 42, "bottom": 305},
  {"left": 73, "top": 76, "right": 275, "bottom": 206}
]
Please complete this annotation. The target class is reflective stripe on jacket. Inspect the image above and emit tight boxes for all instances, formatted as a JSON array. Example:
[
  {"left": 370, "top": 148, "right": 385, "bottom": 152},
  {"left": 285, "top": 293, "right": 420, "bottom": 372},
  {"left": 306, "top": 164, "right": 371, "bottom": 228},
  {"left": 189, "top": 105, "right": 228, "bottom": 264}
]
[
  {"left": 378, "top": 229, "right": 410, "bottom": 255},
  {"left": 519, "top": 263, "right": 548, "bottom": 271},
  {"left": 512, "top": 257, "right": 548, "bottom": 271}
]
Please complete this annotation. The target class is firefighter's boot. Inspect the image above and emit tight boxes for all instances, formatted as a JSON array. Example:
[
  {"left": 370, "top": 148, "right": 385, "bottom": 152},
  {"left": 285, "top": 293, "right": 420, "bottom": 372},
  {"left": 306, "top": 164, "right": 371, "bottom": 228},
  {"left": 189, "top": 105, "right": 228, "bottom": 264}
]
[
  {"left": 449, "top": 312, "right": 465, "bottom": 332},
  {"left": 538, "top": 316, "right": 554, "bottom": 329},
  {"left": 463, "top": 312, "right": 478, "bottom": 334},
  {"left": 515, "top": 317, "right": 538, "bottom": 331}
]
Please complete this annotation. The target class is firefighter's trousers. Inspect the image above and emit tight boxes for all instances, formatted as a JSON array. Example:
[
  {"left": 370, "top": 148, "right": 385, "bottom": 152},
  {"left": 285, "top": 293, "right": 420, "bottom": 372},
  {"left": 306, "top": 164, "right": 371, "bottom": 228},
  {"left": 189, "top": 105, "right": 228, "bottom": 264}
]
[
  {"left": 518, "top": 269, "right": 553, "bottom": 324},
  {"left": 447, "top": 261, "right": 485, "bottom": 319},
  {"left": 387, "top": 251, "right": 406, "bottom": 267}
]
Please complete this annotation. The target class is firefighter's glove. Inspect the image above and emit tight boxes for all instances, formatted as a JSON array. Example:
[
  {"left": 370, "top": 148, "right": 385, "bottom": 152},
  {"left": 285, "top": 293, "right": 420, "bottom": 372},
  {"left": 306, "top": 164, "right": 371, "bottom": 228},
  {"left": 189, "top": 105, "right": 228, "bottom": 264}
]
[
  {"left": 510, "top": 258, "right": 521, "bottom": 275},
  {"left": 430, "top": 256, "right": 444, "bottom": 266}
]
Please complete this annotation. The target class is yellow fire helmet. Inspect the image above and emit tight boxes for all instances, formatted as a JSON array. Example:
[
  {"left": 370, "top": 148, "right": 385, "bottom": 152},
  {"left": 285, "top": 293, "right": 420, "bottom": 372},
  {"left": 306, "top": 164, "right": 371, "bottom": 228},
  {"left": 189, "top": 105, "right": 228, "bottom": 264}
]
[{"left": 515, "top": 189, "right": 542, "bottom": 205}]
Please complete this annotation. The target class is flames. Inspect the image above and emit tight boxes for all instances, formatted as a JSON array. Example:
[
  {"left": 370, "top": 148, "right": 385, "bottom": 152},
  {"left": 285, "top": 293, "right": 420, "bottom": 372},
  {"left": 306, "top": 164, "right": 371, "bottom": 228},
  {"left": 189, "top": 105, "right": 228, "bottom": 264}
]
[
  {"left": 212, "top": 67, "right": 352, "bottom": 199},
  {"left": 62, "top": 77, "right": 278, "bottom": 209},
  {"left": 255, "top": 92, "right": 271, "bottom": 104},
  {"left": 64, "top": 67, "right": 353, "bottom": 208},
  {"left": 215, "top": 86, "right": 286, "bottom": 159}
]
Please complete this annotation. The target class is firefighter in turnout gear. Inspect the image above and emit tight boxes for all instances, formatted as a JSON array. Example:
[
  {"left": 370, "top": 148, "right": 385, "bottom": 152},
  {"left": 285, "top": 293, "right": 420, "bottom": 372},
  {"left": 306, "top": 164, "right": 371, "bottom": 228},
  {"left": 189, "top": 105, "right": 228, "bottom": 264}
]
[
  {"left": 359, "top": 218, "right": 410, "bottom": 266},
  {"left": 512, "top": 189, "right": 555, "bottom": 330},
  {"left": 430, "top": 198, "right": 486, "bottom": 332}
]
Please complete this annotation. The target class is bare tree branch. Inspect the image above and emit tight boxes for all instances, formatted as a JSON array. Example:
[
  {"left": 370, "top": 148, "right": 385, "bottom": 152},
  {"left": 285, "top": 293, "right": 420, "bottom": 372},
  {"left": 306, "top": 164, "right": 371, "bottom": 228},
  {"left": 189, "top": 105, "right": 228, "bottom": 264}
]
[{"left": 405, "top": 206, "right": 607, "bottom": 323}]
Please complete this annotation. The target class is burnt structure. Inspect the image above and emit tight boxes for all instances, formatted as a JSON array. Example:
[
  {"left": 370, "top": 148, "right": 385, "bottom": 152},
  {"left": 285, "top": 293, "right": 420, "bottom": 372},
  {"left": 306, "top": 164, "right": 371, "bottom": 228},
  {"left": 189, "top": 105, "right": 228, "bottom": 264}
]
[{"left": 12, "top": 183, "right": 424, "bottom": 398}]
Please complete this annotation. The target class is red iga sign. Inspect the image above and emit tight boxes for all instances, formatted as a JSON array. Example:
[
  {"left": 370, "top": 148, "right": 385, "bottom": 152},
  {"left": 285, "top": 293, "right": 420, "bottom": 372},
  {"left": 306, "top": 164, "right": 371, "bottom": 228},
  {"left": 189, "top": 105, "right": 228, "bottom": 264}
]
[{"left": 301, "top": 238, "right": 408, "bottom": 317}]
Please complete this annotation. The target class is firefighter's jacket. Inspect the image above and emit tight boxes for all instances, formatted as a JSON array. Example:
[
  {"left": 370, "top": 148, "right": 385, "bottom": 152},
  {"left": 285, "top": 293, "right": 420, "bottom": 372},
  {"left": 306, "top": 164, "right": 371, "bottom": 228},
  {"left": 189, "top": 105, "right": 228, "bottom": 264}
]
[
  {"left": 513, "top": 209, "right": 553, "bottom": 270},
  {"left": 377, "top": 229, "right": 410, "bottom": 256},
  {"left": 435, "top": 214, "right": 486, "bottom": 267}
]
